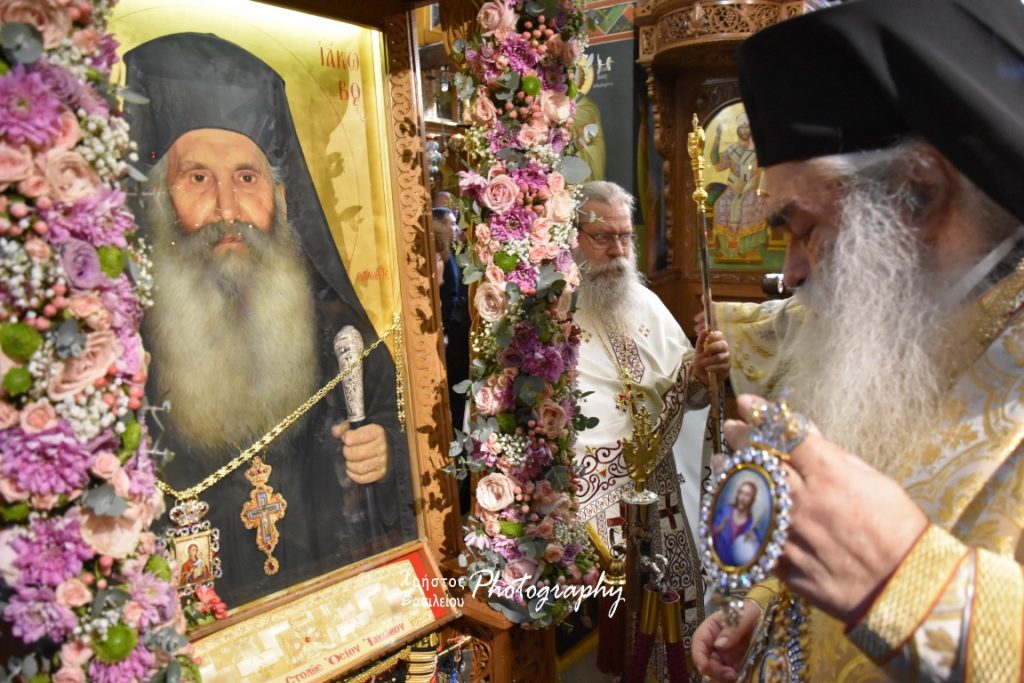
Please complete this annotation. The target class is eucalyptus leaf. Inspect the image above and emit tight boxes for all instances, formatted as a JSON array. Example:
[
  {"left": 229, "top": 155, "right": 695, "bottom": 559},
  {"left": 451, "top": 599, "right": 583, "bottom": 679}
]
[
  {"left": 0, "top": 23, "right": 43, "bottom": 65},
  {"left": 452, "top": 379, "right": 472, "bottom": 394},
  {"left": 54, "top": 319, "right": 86, "bottom": 359},
  {"left": 82, "top": 483, "right": 128, "bottom": 517},
  {"left": 116, "top": 87, "right": 150, "bottom": 105},
  {"left": 547, "top": 465, "right": 571, "bottom": 490},
  {"left": 557, "top": 155, "right": 593, "bottom": 184},
  {"left": 494, "top": 87, "right": 514, "bottom": 102},
  {"left": 125, "top": 163, "right": 150, "bottom": 184},
  {"left": 463, "top": 268, "right": 483, "bottom": 284},
  {"left": 514, "top": 375, "right": 546, "bottom": 405},
  {"left": 19, "top": 655, "right": 37, "bottom": 680}
]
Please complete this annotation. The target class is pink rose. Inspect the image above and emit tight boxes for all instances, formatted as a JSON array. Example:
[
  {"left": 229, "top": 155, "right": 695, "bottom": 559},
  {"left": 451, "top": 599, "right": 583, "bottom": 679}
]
[
  {"left": 0, "top": 142, "right": 33, "bottom": 184},
  {"left": 19, "top": 399, "right": 57, "bottom": 434},
  {"left": 111, "top": 468, "right": 131, "bottom": 498},
  {"left": 566, "top": 262, "right": 581, "bottom": 287},
  {"left": 536, "top": 399, "right": 568, "bottom": 437},
  {"left": 501, "top": 557, "right": 539, "bottom": 586},
  {"left": 539, "top": 91, "right": 572, "bottom": 124},
  {"left": 562, "top": 38, "right": 583, "bottom": 65},
  {"left": 474, "top": 386, "right": 499, "bottom": 416},
  {"left": 546, "top": 34, "right": 565, "bottom": 61},
  {"left": 474, "top": 282, "right": 508, "bottom": 322},
  {"left": 482, "top": 174, "right": 519, "bottom": 213},
  {"left": 527, "top": 245, "right": 548, "bottom": 265},
  {"left": 60, "top": 641, "right": 94, "bottom": 668},
  {"left": 584, "top": 567, "right": 600, "bottom": 586},
  {"left": 547, "top": 172, "right": 566, "bottom": 194},
  {"left": 52, "top": 667, "right": 85, "bottom": 683},
  {"left": 90, "top": 451, "right": 120, "bottom": 480},
  {"left": 477, "top": 1, "right": 516, "bottom": 37},
  {"left": 32, "top": 492, "right": 60, "bottom": 510},
  {"left": 138, "top": 531, "right": 158, "bottom": 556},
  {"left": 517, "top": 123, "right": 548, "bottom": 147},
  {"left": 476, "top": 472, "right": 516, "bottom": 512},
  {"left": 545, "top": 191, "right": 576, "bottom": 222},
  {"left": 0, "top": 401, "right": 18, "bottom": 429},
  {"left": 16, "top": 174, "right": 49, "bottom": 198},
  {"left": 484, "top": 519, "right": 502, "bottom": 537},
  {"left": 53, "top": 112, "right": 81, "bottom": 151},
  {"left": 529, "top": 216, "right": 552, "bottom": 244},
  {"left": 467, "top": 90, "right": 498, "bottom": 126},
  {"left": 48, "top": 330, "right": 118, "bottom": 401},
  {"left": 0, "top": 477, "right": 28, "bottom": 502},
  {"left": 123, "top": 600, "right": 144, "bottom": 628},
  {"left": 77, "top": 507, "right": 143, "bottom": 559},
  {"left": 42, "top": 149, "right": 99, "bottom": 203},
  {"left": 71, "top": 28, "right": 101, "bottom": 54},
  {"left": 67, "top": 292, "right": 111, "bottom": 330},
  {"left": 131, "top": 489, "right": 167, "bottom": 527},
  {"left": 544, "top": 542, "right": 565, "bottom": 563},
  {"left": 484, "top": 264, "right": 505, "bottom": 286},
  {"left": 535, "top": 516, "right": 555, "bottom": 539},
  {"left": 0, "top": 0, "right": 71, "bottom": 49},
  {"left": 553, "top": 288, "right": 573, "bottom": 319},
  {"left": 56, "top": 577, "right": 92, "bottom": 608},
  {"left": 24, "top": 237, "right": 51, "bottom": 262},
  {"left": 474, "top": 223, "right": 492, "bottom": 245},
  {"left": 0, "top": 529, "right": 21, "bottom": 585},
  {"left": 567, "top": 564, "right": 582, "bottom": 583}
]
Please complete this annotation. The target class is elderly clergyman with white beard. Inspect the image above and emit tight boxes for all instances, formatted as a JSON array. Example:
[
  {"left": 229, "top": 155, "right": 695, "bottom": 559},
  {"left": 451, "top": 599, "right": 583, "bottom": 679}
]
[
  {"left": 571, "top": 180, "right": 730, "bottom": 671},
  {"left": 690, "top": 1, "right": 1024, "bottom": 681},
  {"left": 123, "top": 33, "right": 416, "bottom": 609}
]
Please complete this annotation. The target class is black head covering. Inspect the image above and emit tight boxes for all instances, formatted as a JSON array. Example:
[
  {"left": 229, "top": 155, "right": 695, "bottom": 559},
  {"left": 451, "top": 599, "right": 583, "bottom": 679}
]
[
  {"left": 738, "top": 0, "right": 1024, "bottom": 224},
  {"left": 122, "top": 32, "right": 368, "bottom": 317}
]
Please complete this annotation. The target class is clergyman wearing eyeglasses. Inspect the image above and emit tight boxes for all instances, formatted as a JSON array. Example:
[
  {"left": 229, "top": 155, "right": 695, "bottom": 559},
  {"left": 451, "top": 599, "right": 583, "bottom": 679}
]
[{"left": 570, "top": 180, "right": 731, "bottom": 677}]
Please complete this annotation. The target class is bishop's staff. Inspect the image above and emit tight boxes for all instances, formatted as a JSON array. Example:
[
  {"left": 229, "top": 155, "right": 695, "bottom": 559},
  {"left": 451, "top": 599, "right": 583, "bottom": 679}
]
[{"left": 687, "top": 114, "right": 724, "bottom": 455}]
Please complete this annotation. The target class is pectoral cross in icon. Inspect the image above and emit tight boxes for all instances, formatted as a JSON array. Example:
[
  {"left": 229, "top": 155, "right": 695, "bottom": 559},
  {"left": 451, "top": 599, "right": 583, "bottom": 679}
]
[{"left": 241, "top": 457, "right": 288, "bottom": 576}]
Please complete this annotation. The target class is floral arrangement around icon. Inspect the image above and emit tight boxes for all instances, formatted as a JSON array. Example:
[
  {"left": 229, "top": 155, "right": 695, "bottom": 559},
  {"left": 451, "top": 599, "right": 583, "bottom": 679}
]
[
  {"left": 445, "top": 0, "right": 601, "bottom": 628},
  {"left": 0, "top": 1, "right": 200, "bottom": 680}
]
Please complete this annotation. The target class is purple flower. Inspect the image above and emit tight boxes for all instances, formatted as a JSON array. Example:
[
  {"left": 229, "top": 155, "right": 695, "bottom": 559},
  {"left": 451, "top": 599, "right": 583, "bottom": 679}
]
[
  {"left": 527, "top": 441, "right": 553, "bottom": 469},
  {"left": 90, "top": 34, "right": 121, "bottom": 76},
  {"left": 550, "top": 127, "right": 569, "bottom": 154},
  {"left": 114, "top": 330, "right": 145, "bottom": 377},
  {"left": 496, "top": 345, "right": 524, "bottom": 369},
  {"left": 505, "top": 262, "right": 539, "bottom": 294},
  {"left": 61, "top": 239, "right": 105, "bottom": 290},
  {"left": 4, "top": 586, "right": 77, "bottom": 643},
  {"left": 486, "top": 124, "right": 519, "bottom": 157},
  {"left": 522, "top": 346, "right": 565, "bottom": 384},
  {"left": 0, "top": 66, "right": 64, "bottom": 149},
  {"left": 89, "top": 642, "right": 155, "bottom": 683},
  {"left": 126, "top": 568, "right": 178, "bottom": 628},
  {"left": 489, "top": 207, "right": 534, "bottom": 242},
  {"left": 554, "top": 249, "right": 573, "bottom": 273},
  {"left": 45, "top": 188, "right": 135, "bottom": 248},
  {"left": 0, "top": 422, "right": 94, "bottom": 497},
  {"left": 510, "top": 322, "right": 540, "bottom": 353},
  {"left": 562, "top": 543, "right": 582, "bottom": 564},
  {"left": 123, "top": 452, "right": 157, "bottom": 501},
  {"left": 465, "top": 44, "right": 504, "bottom": 84},
  {"left": 13, "top": 515, "right": 94, "bottom": 587},
  {"left": 458, "top": 170, "right": 488, "bottom": 202},
  {"left": 102, "top": 276, "right": 143, "bottom": 331},
  {"left": 560, "top": 339, "right": 579, "bottom": 368},
  {"left": 510, "top": 162, "right": 550, "bottom": 193},
  {"left": 500, "top": 35, "right": 540, "bottom": 76}
]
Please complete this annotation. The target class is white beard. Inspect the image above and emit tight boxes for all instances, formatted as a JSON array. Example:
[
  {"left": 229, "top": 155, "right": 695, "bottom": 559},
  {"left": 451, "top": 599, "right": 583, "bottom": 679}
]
[
  {"left": 574, "top": 253, "right": 645, "bottom": 333},
  {"left": 145, "top": 194, "right": 318, "bottom": 452},
  {"left": 777, "top": 187, "right": 963, "bottom": 474}
]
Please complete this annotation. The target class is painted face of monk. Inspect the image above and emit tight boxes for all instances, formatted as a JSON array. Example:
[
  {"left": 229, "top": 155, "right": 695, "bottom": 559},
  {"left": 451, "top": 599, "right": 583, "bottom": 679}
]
[{"left": 165, "top": 128, "right": 281, "bottom": 256}]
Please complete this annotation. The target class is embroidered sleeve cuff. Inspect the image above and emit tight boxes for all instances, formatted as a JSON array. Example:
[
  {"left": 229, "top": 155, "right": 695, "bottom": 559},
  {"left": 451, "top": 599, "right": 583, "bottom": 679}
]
[
  {"left": 745, "top": 578, "right": 782, "bottom": 611},
  {"left": 685, "top": 372, "right": 711, "bottom": 409},
  {"left": 847, "top": 525, "right": 968, "bottom": 664}
]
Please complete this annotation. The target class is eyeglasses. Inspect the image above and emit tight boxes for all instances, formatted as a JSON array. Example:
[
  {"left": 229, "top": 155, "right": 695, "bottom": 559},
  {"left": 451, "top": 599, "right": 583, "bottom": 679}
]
[{"left": 580, "top": 230, "right": 634, "bottom": 248}]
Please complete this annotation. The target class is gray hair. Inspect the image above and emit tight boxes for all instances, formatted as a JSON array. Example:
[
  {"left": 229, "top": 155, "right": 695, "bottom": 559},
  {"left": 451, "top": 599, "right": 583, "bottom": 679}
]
[
  {"left": 816, "top": 139, "right": 1018, "bottom": 249},
  {"left": 579, "top": 180, "right": 635, "bottom": 213}
]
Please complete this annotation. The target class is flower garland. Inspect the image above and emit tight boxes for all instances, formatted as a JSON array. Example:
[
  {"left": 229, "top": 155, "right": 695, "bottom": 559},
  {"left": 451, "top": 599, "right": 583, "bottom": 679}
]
[
  {"left": 447, "top": 0, "right": 599, "bottom": 628},
  {"left": 0, "top": 1, "right": 198, "bottom": 680}
]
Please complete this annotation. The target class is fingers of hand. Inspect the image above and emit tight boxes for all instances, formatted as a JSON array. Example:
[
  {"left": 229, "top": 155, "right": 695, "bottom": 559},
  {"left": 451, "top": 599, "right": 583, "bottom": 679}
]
[
  {"left": 723, "top": 419, "right": 751, "bottom": 451},
  {"left": 330, "top": 421, "right": 350, "bottom": 440}
]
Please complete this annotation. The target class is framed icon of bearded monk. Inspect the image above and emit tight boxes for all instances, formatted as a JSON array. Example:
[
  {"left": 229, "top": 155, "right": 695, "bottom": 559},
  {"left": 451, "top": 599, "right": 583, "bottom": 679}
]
[{"left": 110, "top": 1, "right": 459, "bottom": 679}]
